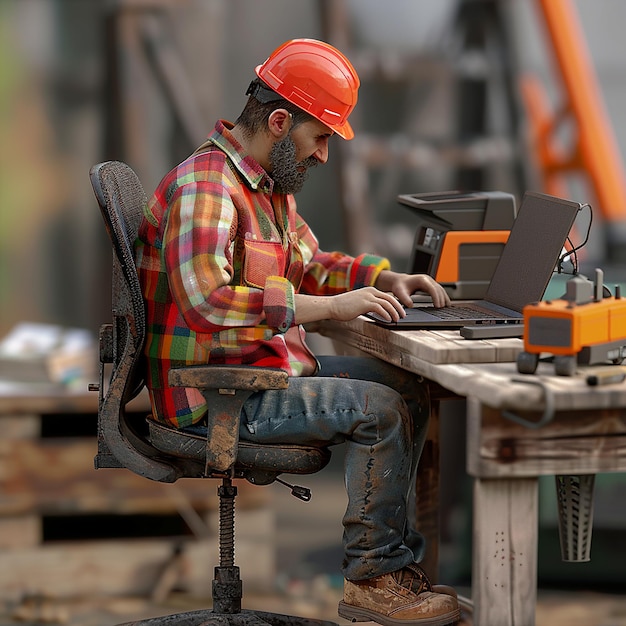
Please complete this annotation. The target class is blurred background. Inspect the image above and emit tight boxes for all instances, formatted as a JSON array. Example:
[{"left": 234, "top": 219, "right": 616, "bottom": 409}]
[
  {"left": 1, "top": 0, "right": 626, "bottom": 623},
  {"left": 4, "top": 0, "right": 626, "bottom": 338}
]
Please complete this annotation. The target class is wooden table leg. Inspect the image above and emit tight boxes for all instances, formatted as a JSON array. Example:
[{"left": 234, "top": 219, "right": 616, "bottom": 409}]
[
  {"left": 472, "top": 477, "right": 539, "bottom": 626},
  {"left": 414, "top": 398, "right": 440, "bottom": 581}
]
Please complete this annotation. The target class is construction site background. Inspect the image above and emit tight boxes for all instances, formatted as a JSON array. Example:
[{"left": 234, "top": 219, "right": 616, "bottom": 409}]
[{"left": 1, "top": 1, "right": 625, "bottom": 624}]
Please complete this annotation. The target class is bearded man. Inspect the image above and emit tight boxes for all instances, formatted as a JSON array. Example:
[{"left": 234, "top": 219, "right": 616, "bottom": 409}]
[{"left": 135, "top": 39, "right": 459, "bottom": 626}]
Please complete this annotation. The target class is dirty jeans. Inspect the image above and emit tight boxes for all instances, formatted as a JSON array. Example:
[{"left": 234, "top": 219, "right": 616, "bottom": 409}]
[{"left": 238, "top": 355, "right": 430, "bottom": 581}]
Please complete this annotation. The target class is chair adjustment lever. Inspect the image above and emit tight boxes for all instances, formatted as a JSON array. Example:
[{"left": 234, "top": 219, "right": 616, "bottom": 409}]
[{"left": 275, "top": 477, "right": 311, "bottom": 501}]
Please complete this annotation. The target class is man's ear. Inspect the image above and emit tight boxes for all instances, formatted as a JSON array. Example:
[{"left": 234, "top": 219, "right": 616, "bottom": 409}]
[{"left": 267, "top": 109, "right": 292, "bottom": 138}]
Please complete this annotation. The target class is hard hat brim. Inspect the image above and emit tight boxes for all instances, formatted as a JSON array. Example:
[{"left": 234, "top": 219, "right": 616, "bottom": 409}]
[{"left": 333, "top": 121, "right": 354, "bottom": 141}]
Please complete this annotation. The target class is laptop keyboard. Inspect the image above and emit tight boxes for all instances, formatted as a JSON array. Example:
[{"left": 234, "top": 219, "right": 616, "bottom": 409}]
[{"left": 418, "top": 305, "right": 500, "bottom": 320}]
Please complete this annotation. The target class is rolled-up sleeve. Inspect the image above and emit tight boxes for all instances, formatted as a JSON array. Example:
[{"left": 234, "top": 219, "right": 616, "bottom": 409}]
[
  {"left": 348, "top": 253, "right": 391, "bottom": 289},
  {"left": 263, "top": 276, "right": 296, "bottom": 332}
]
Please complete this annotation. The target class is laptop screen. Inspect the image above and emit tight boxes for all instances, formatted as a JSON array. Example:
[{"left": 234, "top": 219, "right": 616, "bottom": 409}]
[{"left": 485, "top": 191, "right": 581, "bottom": 312}]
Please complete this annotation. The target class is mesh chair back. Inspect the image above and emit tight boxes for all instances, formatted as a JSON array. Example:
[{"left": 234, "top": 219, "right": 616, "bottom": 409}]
[{"left": 90, "top": 160, "right": 147, "bottom": 403}]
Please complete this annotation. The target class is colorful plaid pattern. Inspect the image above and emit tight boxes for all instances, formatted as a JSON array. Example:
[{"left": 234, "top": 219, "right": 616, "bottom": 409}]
[{"left": 135, "top": 120, "right": 390, "bottom": 427}]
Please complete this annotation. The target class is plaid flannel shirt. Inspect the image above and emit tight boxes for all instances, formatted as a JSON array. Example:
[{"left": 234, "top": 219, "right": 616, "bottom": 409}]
[{"left": 135, "top": 120, "right": 390, "bottom": 428}]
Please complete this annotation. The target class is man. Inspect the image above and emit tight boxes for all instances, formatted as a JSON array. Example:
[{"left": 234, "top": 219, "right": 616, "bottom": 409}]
[{"left": 135, "top": 39, "right": 459, "bottom": 626}]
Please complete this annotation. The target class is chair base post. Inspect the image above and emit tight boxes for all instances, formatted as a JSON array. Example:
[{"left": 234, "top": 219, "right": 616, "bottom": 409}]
[{"left": 213, "top": 565, "right": 243, "bottom": 614}]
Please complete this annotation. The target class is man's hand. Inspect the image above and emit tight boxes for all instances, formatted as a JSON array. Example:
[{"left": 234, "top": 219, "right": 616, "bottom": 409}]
[
  {"left": 294, "top": 287, "right": 406, "bottom": 325},
  {"left": 375, "top": 270, "right": 451, "bottom": 308},
  {"left": 327, "top": 286, "right": 406, "bottom": 322}
]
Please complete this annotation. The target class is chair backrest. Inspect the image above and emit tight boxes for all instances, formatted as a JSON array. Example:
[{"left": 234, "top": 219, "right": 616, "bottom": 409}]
[
  {"left": 91, "top": 161, "right": 147, "bottom": 402},
  {"left": 90, "top": 160, "right": 183, "bottom": 482}
]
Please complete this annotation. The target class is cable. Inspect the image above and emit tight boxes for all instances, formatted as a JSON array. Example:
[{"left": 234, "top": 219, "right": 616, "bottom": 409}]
[{"left": 556, "top": 203, "right": 593, "bottom": 275}]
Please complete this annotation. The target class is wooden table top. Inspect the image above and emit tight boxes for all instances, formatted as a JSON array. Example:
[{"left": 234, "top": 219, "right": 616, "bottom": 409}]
[{"left": 311, "top": 317, "right": 626, "bottom": 414}]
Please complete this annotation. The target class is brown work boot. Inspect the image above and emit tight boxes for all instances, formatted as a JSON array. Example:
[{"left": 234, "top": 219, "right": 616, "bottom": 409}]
[{"left": 339, "top": 563, "right": 460, "bottom": 626}]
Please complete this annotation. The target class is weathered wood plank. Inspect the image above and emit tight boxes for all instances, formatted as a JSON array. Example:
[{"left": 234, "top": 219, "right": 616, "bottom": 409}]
[
  {"left": 467, "top": 399, "right": 626, "bottom": 478},
  {"left": 0, "top": 387, "right": 151, "bottom": 416},
  {"left": 472, "top": 477, "right": 538, "bottom": 626},
  {"left": 313, "top": 319, "right": 626, "bottom": 414},
  {"left": 0, "top": 413, "right": 266, "bottom": 517},
  {"left": 0, "top": 508, "right": 274, "bottom": 601},
  {"left": 311, "top": 317, "right": 523, "bottom": 365},
  {"left": 0, "top": 435, "right": 217, "bottom": 515},
  {"left": 0, "top": 516, "right": 41, "bottom": 549},
  {"left": 0, "top": 414, "right": 40, "bottom": 440}
]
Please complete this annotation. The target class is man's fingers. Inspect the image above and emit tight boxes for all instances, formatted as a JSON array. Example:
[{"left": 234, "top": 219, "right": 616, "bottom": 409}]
[
  {"left": 417, "top": 277, "right": 450, "bottom": 308},
  {"left": 370, "top": 291, "right": 405, "bottom": 321},
  {"left": 431, "top": 287, "right": 451, "bottom": 308}
]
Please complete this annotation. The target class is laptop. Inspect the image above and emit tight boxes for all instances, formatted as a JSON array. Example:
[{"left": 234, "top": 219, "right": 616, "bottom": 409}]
[{"left": 367, "top": 191, "right": 582, "bottom": 329}]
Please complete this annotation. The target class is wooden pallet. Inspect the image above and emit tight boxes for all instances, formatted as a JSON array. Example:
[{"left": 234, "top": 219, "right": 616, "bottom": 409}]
[
  {"left": 0, "top": 390, "right": 274, "bottom": 601},
  {"left": 0, "top": 508, "right": 274, "bottom": 601}
]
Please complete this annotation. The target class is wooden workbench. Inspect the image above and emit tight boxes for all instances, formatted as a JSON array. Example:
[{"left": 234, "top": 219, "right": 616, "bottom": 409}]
[{"left": 311, "top": 317, "right": 626, "bottom": 626}]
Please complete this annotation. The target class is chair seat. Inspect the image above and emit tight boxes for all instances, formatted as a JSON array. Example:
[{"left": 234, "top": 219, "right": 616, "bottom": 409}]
[{"left": 147, "top": 419, "right": 331, "bottom": 477}]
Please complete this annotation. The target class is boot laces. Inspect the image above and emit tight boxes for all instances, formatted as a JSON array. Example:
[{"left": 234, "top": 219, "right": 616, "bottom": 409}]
[{"left": 392, "top": 563, "right": 433, "bottom": 595}]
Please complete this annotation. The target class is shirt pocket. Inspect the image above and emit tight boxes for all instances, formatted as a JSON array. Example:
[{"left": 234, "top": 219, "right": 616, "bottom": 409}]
[{"left": 243, "top": 239, "right": 287, "bottom": 289}]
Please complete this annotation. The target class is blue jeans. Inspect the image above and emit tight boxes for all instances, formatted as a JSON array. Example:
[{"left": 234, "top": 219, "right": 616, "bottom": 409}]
[{"left": 238, "top": 355, "right": 430, "bottom": 581}]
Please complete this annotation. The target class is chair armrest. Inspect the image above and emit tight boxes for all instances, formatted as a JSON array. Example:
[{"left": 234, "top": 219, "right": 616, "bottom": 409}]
[
  {"left": 168, "top": 364, "right": 289, "bottom": 391},
  {"left": 167, "top": 365, "right": 289, "bottom": 473}
]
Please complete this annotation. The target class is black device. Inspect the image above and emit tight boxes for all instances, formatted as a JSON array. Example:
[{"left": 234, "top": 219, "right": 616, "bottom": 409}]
[
  {"left": 460, "top": 325, "right": 525, "bottom": 340},
  {"left": 400, "top": 190, "right": 517, "bottom": 299}
]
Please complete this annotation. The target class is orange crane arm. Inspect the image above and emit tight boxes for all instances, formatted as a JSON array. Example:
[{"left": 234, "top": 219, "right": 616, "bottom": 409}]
[{"left": 525, "top": 0, "right": 626, "bottom": 221}]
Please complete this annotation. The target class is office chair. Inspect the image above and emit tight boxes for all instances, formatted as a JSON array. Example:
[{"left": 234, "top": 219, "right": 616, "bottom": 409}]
[{"left": 89, "top": 160, "right": 336, "bottom": 626}]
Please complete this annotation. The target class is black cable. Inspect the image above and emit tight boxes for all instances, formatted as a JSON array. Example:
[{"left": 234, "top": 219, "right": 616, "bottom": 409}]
[{"left": 556, "top": 203, "right": 592, "bottom": 274}]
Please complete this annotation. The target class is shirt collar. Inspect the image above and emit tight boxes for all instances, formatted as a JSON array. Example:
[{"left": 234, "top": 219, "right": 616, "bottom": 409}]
[{"left": 208, "top": 120, "right": 273, "bottom": 193}]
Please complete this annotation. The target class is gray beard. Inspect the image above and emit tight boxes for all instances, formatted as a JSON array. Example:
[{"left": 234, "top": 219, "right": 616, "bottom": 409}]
[{"left": 269, "top": 135, "right": 318, "bottom": 194}]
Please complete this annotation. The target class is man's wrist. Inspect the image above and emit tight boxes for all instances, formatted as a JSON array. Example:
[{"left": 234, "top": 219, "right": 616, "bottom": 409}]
[{"left": 375, "top": 270, "right": 398, "bottom": 292}]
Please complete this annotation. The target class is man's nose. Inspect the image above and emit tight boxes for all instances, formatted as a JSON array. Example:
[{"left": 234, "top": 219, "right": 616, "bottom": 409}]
[{"left": 313, "top": 143, "right": 329, "bottom": 164}]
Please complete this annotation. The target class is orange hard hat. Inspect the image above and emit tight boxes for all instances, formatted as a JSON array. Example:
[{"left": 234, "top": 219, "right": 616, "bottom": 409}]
[{"left": 254, "top": 38, "right": 359, "bottom": 140}]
